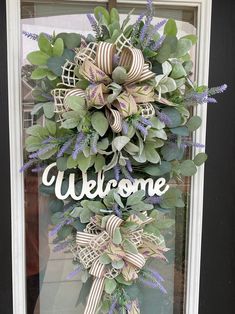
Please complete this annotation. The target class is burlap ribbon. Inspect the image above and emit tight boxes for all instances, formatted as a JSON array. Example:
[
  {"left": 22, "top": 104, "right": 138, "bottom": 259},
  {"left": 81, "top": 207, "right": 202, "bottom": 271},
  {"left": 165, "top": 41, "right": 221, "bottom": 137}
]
[
  {"left": 76, "top": 214, "right": 154, "bottom": 314},
  {"left": 74, "top": 42, "right": 155, "bottom": 132}
]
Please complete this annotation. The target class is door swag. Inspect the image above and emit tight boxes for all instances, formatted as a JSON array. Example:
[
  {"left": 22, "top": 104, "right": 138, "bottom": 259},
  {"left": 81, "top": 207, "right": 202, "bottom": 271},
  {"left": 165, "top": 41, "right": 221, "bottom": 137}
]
[{"left": 21, "top": 1, "right": 227, "bottom": 313}]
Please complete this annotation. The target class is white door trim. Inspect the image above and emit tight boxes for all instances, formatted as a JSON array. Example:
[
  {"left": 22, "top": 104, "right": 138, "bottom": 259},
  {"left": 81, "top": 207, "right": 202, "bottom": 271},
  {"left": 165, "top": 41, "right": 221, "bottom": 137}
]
[{"left": 6, "top": 0, "right": 212, "bottom": 313}]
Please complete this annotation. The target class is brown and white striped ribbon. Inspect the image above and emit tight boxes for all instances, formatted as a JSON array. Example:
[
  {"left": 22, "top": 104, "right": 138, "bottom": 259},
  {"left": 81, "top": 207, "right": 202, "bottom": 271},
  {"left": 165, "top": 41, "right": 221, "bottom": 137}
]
[
  {"left": 105, "top": 215, "right": 123, "bottom": 238},
  {"left": 138, "top": 63, "right": 156, "bottom": 82},
  {"left": 64, "top": 88, "right": 86, "bottom": 109},
  {"left": 84, "top": 277, "right": 105, "bottom": 314},
  {"left": 89, "top": 259, "right": 105, "bottom": 278},
  {"left": 105, "top": 108, "right": 123, "bottom": 133},
  {"left": 125, "top": 252, "right": 146, "bottom": 269},
  {"left": 119, "top": 47, "right": 144, "bottom": 84},
  {"left": 96, "top": 42, "right": 115, "bottom": 75},
  {"left": 76, "top": 232, "right": 96, "bottom": 246}
]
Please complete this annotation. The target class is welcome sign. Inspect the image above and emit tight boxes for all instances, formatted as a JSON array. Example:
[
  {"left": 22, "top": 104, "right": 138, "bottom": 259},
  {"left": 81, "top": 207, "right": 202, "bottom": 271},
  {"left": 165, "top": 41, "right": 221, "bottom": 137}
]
[{"left": 42, "top": 162, "right": 170, "bottom": 200}]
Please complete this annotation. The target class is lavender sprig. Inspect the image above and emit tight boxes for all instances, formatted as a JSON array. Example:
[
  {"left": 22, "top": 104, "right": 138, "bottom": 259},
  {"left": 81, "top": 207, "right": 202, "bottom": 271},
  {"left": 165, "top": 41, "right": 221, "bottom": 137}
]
[
  {"left": 145, "top": 196, "right": 161, "bottom": 205},
  {"left": 87, "top": 14, "right": 102, "bottom": 38},
  {"left": 157, "top": 110, "right": 171, "bottom": 126},
  {"left": 154, "top": 19, "right": 167, "bottom": 33},
  {"left": 20, "top": 159, "right": 36, "bottom": 173},
  {"left": 72, "top": 132, "right": 85, "bottom": 160},
  {"left": 90, "top": 133, "right": 99, "bottom": 154},
  {"left": 121, "top": 166, "right": 134, "bottom": 183},
  {"left": 114, "top": 164, "right": 121, "bottom": 181},
  {"left": 139, "top": 277, "right": 167, "bottom": 294},
  {"left": 66, "top": 266, "right": 82, "bottom": 280},
  {"left": 207, "top": 84, "right": 228, "bottom": 96},
  {"left": 133, "top": 121, "right": 148, "bottom": 137},
  {"left": 131, "top": 12, "right": 145, "bottom": 43},
  {"left": 29, "top": 143, "right": 57, "bottom": 159},
  {"left": 113, "top": 204, "right": 122, "bottom": 218},
  {"left": 151, "top": 34, "right": 166, "bottom": 51},
  {"left": 140, "top": 116, "right": 153, "bottom": 127},
  {"left": 126, "top": 159, "right": 133, "bottom": 173},
  {"left": 108, "top": 299, "right": 117, "bottom": 314},
  {"left": 31, "top": 164, "right": 46, "bottom": 173},
  {"left": 57, "top": 138, "right": 74, "bottom": 158},
  {"left": 53, "top": 240, "right": 70, "bottom": 252},
  {"left": 49, "top": 223, "right": 64, "bottom": 237},
  {"left": 122, "top": 120, "right": 129, "bottom": 135}
]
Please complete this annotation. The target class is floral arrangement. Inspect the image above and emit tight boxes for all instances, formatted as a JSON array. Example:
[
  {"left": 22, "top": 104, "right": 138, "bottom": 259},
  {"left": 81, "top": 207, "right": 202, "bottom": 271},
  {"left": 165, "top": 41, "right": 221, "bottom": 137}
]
[{"left": 21, "top": 1, "right": 227, "bottom": 313}]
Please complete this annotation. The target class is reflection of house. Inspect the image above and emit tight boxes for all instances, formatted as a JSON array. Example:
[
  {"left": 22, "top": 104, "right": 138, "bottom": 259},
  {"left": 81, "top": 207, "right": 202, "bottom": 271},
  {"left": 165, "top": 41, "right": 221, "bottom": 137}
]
[{"left": 22, "top": 64, "right": 36, "bottom": 129}]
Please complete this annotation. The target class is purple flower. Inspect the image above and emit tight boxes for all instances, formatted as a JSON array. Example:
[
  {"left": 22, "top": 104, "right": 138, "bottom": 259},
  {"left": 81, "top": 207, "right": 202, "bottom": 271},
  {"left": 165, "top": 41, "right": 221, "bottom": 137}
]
[
  {"left": 90, "top": 133, "right": 99, "bottom": 154},
  {"left": 53, "top": 240, "right": 70, "bottom": 252},
  {"left": 29, "top": 144, "right": 57, "bottom": 159},
  {"left": 87, "top": 14, "right": 101, "bottom": 38},
  {"left": 57, "top": 138, "right": 74, "bottom": 158},
  {"left": 139, "top": 277, "right": 167, "bottom": 294},
  {"left": 153, "top": 19, "right": 167, "bottom": 33},
  {"left": 131, "top": 12, "right": 145, "bottom": 43},
  {"left": 122, "top": 120, "right": 129, "bottom": 135},
  {"left": 20, "top": 159, "right": 36, "bottom": 173},
  {"left": 152, "top": 34, "right": 166, "bottom": 50},
  {"left": 114, "top": 164, "right": 121, "bottom": 181},
  {"left": 145, "top": 196, "right": 161, "bottom": 205},
  {"left": 208, "top": 84, "right": 228, "bottom": 96},
  {"left": 72, "top": 132, "right": 85, "bottom": 160},
  {"left": 140, "top": 116, "right": 153, "bottom": 127},
  {"left": 122, "top": 167, "right": 134, "bottom": 183},
  {"left": 113, "top": 204, "right": 122, "bottom": 218},
  {"left": 207, "top": 97, "right": 217, "bottom": 104},
  {"left": 112, "top": 54, "right": 120, "bottom": 67},
  {"left": 42, "top": 136, "right": 54, "bottom": 144},
  {"left": 126, "top": 159, "right": 133, "bottom": 173},
  {"left": 140, "top": 22, "right": 149, "bottom": 42},
  {"left": 31, "top": 164, "right": 46, "bottom": 173},
  {"left": 157, "top": 110, "right": 171, "bottom": 126},
  {"left": 146, "top": 268, "right": 165, "bottom": 282},
  {"left": 66, "top": 266, "right": 82, "bottom": 280},
  {"left": 183, "top": 141, "right": 205, "bottom": 148},
  {"left": 108, "top": 299, "right": 117, "bottom": 314},
  {"left": 133, "top": 121, "right": 148, "bottom": 137},
  {"left": 49, "top": 223, "right": 64, "bottom": 237},
  {"left": 22, "top": 30, "right": 38, "bottom": 41}
]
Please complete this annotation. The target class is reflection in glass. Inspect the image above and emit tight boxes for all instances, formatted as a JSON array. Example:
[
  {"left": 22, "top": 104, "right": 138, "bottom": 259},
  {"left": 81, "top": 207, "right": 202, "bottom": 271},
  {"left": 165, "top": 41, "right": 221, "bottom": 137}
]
[{"left": 21, "top": 2, "right": 197, "bottom": 313}]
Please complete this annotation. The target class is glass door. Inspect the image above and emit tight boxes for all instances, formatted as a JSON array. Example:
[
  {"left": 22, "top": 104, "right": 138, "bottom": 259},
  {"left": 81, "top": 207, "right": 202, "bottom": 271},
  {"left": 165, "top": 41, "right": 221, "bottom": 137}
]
[{"left": 13, "top": 1, "right": 210, "bottom": 314}]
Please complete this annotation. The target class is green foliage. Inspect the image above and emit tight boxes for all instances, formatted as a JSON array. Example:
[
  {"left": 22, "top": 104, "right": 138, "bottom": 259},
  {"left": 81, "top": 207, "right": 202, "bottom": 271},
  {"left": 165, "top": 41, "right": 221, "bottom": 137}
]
[
  {"left": 91, "top": 112, "right": 109, "bottom": 136},
  {"left": 193, "top": 152, "right": 208, "bottom": 166}
]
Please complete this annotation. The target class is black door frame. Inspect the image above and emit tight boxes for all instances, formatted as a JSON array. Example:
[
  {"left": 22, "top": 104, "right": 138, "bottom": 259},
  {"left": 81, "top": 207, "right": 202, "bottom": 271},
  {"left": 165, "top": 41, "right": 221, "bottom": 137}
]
[
  {"left": 0, "top": 0, "right": 13, "bottom": 313},
  {"left": 199, "top": 0, "right": 235, "bottom": 313},
  {"left": 0, "top": 0, "right": 235, "bottom": 313}
]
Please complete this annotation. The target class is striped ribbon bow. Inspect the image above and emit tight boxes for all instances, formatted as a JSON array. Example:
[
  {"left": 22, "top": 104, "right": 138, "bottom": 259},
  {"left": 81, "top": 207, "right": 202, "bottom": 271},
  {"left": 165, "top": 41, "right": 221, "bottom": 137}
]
[
  {"left": 75, "top": 214, "right": 153, "bottom": 314},
  {"left": 78, "top": 42, "right": 155, "bottom": 132}
]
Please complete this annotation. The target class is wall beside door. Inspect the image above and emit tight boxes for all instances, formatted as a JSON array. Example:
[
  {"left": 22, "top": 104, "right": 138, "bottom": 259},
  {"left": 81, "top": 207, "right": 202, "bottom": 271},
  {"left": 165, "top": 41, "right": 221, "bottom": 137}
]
[{"left": 200, "top": 0, "right": 235, "bottom": 313}]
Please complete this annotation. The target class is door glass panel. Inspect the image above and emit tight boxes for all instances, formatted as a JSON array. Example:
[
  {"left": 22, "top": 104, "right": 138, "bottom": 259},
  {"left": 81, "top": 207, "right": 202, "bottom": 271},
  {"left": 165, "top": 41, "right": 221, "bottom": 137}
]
[{"left": 21, "top": 2, "right": 197, "bottom": 314}]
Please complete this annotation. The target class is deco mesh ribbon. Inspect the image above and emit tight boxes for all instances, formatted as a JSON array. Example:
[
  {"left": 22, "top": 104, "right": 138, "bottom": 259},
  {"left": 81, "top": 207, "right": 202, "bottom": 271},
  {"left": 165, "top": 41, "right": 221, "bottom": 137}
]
[
  {"left": 52, "top": 40, "right": 156, "bottom": 132},
  {"left": 75, "top": 214, "right": 166, "bottom": 314}
]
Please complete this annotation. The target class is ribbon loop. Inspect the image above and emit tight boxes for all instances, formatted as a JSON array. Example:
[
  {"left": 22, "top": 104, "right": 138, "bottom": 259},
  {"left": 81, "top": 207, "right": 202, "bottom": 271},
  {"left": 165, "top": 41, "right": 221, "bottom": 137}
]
[
  {"left": 96, "top": 42, "right": 115, "bottom": 75},
  {"left": 119, "top": 47, "right": 145, "bottom": 84}
]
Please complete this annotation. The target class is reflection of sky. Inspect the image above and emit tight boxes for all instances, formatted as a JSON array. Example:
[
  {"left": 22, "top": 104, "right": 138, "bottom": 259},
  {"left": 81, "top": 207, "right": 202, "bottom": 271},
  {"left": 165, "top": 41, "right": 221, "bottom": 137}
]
[{"left": 22, "top": 14, "right": 196, "bottom": 63}]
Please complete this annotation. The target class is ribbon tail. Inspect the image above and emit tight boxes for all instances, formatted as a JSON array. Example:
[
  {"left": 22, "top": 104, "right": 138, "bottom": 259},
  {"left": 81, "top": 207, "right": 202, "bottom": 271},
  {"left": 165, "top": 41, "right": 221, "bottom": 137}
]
[
  {"left": 84, "top": 277, "right": 105, "bottom": 314},
  {"left": 105, "top": 108, "right": 123, "bottom": 133}
]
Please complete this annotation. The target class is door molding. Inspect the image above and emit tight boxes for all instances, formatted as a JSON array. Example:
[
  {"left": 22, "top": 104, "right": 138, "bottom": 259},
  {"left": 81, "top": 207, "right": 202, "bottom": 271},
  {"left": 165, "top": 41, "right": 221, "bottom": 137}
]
[{"left": 6, "top": 0, "right": 212, "bottom": 313}]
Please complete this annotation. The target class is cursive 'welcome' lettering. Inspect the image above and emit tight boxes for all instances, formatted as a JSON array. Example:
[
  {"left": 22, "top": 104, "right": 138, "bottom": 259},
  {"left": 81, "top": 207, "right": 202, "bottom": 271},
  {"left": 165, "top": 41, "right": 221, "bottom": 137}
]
[{"left": 42, "top": 163, "right": 169, "bottom": 200}]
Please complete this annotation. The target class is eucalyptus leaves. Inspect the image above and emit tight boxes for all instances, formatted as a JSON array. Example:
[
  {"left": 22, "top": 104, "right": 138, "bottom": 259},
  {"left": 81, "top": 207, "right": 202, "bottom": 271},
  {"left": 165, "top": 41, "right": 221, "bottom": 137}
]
[{"left": 22, "top": 1, "right": 227, "bottom": 313}]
